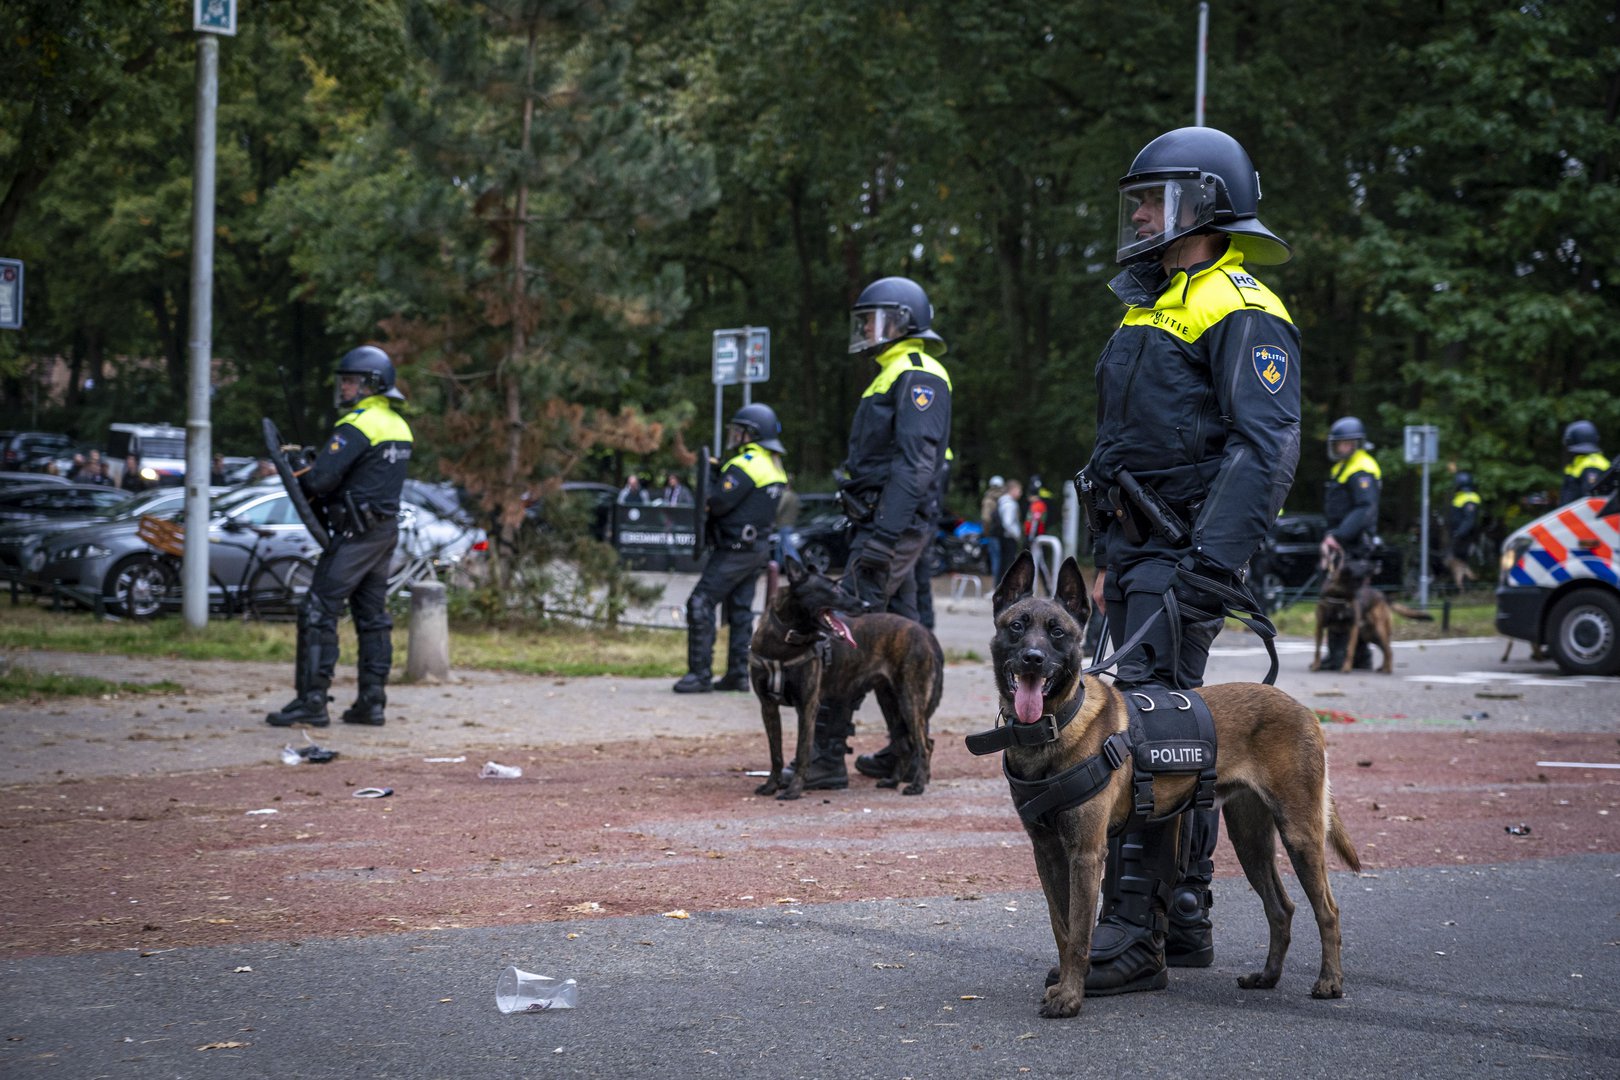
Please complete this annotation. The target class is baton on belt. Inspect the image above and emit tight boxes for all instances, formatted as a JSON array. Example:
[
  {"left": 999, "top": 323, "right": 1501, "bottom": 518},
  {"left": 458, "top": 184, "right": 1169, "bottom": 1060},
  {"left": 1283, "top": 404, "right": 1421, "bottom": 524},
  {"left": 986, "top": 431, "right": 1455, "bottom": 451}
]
[{"left": 1114, "top": 468, "right": 1189, "bottom": 545}]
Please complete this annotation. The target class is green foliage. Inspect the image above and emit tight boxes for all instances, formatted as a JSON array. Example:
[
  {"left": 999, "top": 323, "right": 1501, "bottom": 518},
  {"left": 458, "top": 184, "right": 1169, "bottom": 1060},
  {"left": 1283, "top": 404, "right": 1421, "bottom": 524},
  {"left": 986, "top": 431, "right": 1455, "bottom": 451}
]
[
  {"left": 2, "top": 0, "right": 1616, "bottom": 551},
  {"left": 0, "top": 667, "right": 183, "bottom": 702}
]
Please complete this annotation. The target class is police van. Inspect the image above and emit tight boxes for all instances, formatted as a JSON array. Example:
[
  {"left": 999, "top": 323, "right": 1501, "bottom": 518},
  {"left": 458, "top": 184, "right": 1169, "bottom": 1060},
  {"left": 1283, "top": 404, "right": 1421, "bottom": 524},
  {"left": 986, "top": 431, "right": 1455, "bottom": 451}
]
[
  {"left": 1495, "top": 484, "right": 1620, "bottom": 676},
  {"left": 105, "top": 422, "right": 188, "bottom": 487}
]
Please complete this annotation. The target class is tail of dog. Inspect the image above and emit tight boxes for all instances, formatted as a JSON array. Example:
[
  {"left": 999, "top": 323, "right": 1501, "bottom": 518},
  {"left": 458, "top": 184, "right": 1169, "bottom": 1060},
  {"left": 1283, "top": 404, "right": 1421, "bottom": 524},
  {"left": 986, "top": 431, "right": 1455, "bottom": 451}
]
[
  {"left": 1327, "top": 797, "right": 1362, "bottom": 873},
  {"left": 925, "top": 632, "right": 944, "bottom": 717},
  {"left": 1390, "top": 602, "right": 1433, "bottom": 622}
]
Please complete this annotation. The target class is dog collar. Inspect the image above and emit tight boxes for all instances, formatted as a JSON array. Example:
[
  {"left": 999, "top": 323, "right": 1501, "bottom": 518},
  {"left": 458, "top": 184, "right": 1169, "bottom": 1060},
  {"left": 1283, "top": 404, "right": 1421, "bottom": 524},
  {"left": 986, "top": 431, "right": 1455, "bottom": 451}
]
[{"left": 964, "top": 698, "right": 1084, "bottom": 755}]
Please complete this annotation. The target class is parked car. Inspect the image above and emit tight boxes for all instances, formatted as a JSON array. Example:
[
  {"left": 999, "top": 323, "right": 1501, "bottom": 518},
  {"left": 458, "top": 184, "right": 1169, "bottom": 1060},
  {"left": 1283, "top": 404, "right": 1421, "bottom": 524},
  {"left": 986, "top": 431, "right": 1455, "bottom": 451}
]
[
  {"left": 30, "top": 481, "right": 322, "bottom": 617},
  {"left": 786, "top": 504, "right": 854, "bottom": 575},
  {"left": 0, "top": 470, "right": 70, "bottom": 488},
  {"left": 1496, "top": 487, "right": 1620, "bottom": 676},
  {"left": 1250, "top": 512, "right": 1406, "bottom": 613},
  {"left": 0, "top": 483, "right": 131, "bottom": 525},
  {"left": 1, "top": 432, "right": 74, "bottom": 471},
  {"left": 0, "top": 486, "right": 221, "bottom": 598}
]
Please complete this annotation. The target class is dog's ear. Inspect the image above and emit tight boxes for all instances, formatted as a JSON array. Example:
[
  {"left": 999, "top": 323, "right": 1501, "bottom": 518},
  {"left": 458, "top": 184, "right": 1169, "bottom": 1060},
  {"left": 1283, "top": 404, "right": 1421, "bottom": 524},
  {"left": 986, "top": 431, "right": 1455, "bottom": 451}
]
[
  {"left": 1055, "top": 557, "right": 1090, "bottom": 625},
  {"left": 784, "top": 556, "right": 808, "bottom": 586},
  {"left": 993, "top": 551, "right": 1037, "bottom": 616}
]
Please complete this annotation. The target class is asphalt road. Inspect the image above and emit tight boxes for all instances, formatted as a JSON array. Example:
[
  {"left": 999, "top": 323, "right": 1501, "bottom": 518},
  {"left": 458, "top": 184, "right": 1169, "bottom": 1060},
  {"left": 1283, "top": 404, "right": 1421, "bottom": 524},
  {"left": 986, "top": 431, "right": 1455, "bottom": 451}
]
[{"left": 2, "top": 573, "right": 1617, "bottom": 1078}]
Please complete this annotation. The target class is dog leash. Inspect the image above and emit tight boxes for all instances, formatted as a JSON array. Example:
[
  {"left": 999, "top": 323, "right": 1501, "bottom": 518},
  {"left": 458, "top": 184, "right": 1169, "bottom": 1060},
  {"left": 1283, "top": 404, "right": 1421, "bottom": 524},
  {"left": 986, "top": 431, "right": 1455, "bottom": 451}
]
[{"left": 1083, "top": 570, "right": 1280, "bottom": 686}]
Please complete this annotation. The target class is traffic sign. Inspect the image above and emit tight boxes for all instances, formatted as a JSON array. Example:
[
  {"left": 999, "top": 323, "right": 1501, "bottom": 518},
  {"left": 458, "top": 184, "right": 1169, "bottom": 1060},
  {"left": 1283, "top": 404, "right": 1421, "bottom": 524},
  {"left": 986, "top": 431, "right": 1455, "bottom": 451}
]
[
  {"left": 712, "top": 327, "right": 770, "bottom": 385},
  {"left": 195, "top": 0, "right": 237, "bottom": 35},
  {"left": 1404, "top": 424, "right": 1439, "bottom": 465},
  {"left": 0, "top": 259, "right": 22, "bottom": 330}
]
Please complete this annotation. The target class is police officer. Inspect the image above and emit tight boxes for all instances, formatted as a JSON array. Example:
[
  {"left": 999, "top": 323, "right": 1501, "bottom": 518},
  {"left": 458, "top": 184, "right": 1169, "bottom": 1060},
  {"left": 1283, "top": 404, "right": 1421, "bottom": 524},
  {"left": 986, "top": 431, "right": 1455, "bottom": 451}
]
[
  {"left": 1446, "top": 470, "right": 1482, "bottom": 590},
  {"left": 802, "top": 276, "right": 952, "bottom": 790},
  {"left": 673, "top": 403, "right": 787, "bottom": 694},
  {"left": 1559, "top": 421, "right": 1610, "bottom": 506},
  {"left": 267, "top": 345, "right": 413, "bottom": 728},
  {"left": 1321, "top": 415, "right": 1381, "bottom": 669},
  {"left": 1078, "top": 126, "right": 1301, "bottom": 996}
]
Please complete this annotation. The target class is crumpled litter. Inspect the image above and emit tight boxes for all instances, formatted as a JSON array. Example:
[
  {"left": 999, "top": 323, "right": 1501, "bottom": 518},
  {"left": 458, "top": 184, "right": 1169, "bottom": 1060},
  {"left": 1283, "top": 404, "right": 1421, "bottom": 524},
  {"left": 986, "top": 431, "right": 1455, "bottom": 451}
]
[
  {"left": 353, "top": 787, "right": 393, "bottom": 799},
  {"left": 480, "top": 762, "right": 523, "bottom": 779},
  {"left": 280, "top": 743, "right": 338, "bottom": 765}
]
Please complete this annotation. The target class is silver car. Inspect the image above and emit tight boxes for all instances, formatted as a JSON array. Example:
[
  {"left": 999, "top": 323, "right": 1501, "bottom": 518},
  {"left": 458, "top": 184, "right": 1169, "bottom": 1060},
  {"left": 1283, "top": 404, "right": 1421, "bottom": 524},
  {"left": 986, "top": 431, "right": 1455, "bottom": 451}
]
[{"left": 32, "top": 481, "right": 320, "bottom": 618}]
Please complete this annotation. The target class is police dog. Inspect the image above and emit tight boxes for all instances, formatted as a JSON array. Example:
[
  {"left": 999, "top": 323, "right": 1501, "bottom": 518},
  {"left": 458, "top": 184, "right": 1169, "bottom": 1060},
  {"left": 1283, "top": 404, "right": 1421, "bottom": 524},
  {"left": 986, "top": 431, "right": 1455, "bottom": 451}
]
[
  {"left": 989, "top": 552, "right": 1360, "bottom": 1018},
  {"left": 749, "top": 557, "right": 943, "bottom": 800},
  {"left": 1311, "top": 546, "right": 1431, "bottom": 674}
]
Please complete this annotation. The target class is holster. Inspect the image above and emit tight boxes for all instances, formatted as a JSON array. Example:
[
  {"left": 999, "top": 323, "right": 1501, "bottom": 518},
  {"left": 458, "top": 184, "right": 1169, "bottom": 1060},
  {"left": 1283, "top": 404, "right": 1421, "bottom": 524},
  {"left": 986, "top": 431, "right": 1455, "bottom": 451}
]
[
  {"left": 330, "top": 493, "right": 382, "bottom": 537},
  {"left": 837, "top": 486, "right": 878, "bottom": 524}
]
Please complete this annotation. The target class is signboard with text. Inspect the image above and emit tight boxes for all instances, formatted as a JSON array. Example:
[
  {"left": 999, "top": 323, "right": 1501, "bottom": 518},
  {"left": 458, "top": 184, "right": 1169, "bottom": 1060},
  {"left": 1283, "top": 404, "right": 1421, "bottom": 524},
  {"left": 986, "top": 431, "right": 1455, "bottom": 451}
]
[
  {"left": 0, "top": 259, "right": 22, "bottom": 330},
  {"left": 194, "top": 0, "right": 237, "bottom": 35},
  {"left": 712, "top": 327, "right": 770, "bottom": 385}
]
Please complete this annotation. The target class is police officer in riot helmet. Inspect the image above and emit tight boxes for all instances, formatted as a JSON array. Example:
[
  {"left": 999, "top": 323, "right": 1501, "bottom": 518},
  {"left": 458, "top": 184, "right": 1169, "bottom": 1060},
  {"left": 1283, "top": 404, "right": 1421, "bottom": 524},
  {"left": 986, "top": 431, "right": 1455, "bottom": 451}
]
[
  {"left": 673, "top": 403, "right": 787, "bottom": 694},
  {"left": 1559, "top": 420, "right": 1610, "bottom": 506},
  {"left": 267, "top": 345, "right": 413, "bottom": 729},
  {"left": 1320, "top": 415, "right": 1382, "bottom": 669},
  {"left": 801, "top": 275, "right": 951, "bottom": 790},
  {"left": 1077, "top": 126, "right": 1301, "bottom": 996}
]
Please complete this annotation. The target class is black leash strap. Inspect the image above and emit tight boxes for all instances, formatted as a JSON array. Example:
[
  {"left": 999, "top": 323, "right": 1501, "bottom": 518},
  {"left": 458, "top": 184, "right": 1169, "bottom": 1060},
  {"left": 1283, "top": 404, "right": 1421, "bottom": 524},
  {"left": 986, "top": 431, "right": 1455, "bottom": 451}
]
[{"left": 1083, "top": 571, "right": 1281, "bottom": 686}]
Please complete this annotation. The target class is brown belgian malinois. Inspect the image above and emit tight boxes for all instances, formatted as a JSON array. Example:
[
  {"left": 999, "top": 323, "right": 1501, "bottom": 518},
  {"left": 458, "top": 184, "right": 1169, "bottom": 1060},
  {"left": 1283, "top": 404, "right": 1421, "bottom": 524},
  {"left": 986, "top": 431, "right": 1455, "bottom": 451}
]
[
  {"left": 748, "top": 557, "right": 943, "bottom": 800},
  {"left": 1311, "top": 546, "right": 1432, "bottom": 674},
  {"left": 986, "top": 552, "right": 1361, "bottom": 1018}
]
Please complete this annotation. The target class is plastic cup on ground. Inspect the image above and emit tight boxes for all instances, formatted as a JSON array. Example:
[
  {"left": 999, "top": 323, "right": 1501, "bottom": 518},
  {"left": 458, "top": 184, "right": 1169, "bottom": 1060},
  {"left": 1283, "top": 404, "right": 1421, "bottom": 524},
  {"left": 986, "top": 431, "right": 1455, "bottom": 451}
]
[{"left": 496, "top": 966, "right": 578, "bottom": 1014}]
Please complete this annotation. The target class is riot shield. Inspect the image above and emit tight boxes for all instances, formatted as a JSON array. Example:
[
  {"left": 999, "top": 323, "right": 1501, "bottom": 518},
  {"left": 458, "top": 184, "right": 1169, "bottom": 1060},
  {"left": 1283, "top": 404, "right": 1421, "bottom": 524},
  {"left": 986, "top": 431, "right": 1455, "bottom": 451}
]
[
  {"left": 262, "top": 416, "right": 332, "bottom": 551},
  {"left": 692, "top": 445, "right": 712, "bottom": 559}
]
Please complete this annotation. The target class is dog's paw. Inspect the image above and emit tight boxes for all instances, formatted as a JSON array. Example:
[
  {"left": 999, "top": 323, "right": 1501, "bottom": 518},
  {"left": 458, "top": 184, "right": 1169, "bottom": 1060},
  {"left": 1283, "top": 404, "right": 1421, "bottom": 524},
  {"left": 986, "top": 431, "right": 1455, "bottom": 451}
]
[
  {"left": 1237, "top": 971, "right": 1280, "bottom": 990},
  {"left": 1310, "top": 976, "right": 1344, "bottom": 999},
  {"left": 901, "top": 781, "right": 925, "bottom": 796},
  {"left": 875, "top": 776, "right": 898, "bottom": 789},
  {"left": 1039, "top": 984, "right": 1083, "bottom": 1018},
  {"left": 754, "top": 778, "right": 781, "bottom": 797}
]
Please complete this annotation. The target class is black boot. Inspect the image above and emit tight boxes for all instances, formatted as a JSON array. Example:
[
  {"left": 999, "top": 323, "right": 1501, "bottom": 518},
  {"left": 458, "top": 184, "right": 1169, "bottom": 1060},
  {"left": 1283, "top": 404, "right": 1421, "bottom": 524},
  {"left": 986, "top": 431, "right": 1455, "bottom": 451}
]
[
  {"left": 341, "top": 683, "right": 387, "bottom": 726},
  {"left": 712, "top": 670, "right": 749, "bottom": 692},
  {"left": 267, "top": 692, "right": 330, "bottom": 727},
  {"left": 673, "top": 672, "right": 712, "bottom": 694},
  {"left": 855, "top": 736, "right": 935, "bottom": 780},
  {"left": 1085, "top": 819, "right": 1178, "bottom": 996},
  {"left": 1166, "top": 808, "right": 1216, "bottom": 967},
  {"left": 268, "top": 621, "right": 330, "bottom": 726},
  {"left": 799, "top": 705, "right": 850, "bottom": 790}
]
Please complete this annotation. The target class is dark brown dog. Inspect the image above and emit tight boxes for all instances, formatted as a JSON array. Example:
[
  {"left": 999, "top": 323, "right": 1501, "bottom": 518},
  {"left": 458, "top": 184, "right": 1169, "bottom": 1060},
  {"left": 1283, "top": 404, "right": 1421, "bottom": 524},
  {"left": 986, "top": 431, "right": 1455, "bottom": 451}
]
[
  {"left": 1311, "top": 546, "right": 1432, "bottom": 674},
  {"left": 749, "top": 558, "right": 943, "bottom": 800},
  {"left": 988, "top": 552, "right": 1361, "bottom": 1018}
]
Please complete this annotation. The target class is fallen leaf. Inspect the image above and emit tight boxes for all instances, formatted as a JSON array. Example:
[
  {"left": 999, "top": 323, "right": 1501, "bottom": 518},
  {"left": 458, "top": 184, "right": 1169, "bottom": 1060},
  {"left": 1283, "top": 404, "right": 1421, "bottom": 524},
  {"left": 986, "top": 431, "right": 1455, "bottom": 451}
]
[
  {"left": 232, "top": 966, "right": 252, "bottom": 973},
  {"left": 564, "top": 901, "right": 603, "bottom": 914},
  {"left": 197, "top": 1041, "right": 250, "bottom": 1051},
  {"left": 663, "top": 909, "right": 690, "bottom": 919}
]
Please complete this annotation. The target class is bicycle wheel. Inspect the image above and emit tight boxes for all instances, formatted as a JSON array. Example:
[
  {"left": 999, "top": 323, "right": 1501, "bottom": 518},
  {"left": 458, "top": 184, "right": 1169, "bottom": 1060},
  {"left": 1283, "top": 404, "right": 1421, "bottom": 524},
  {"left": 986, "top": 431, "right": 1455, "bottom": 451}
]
[{"left": 245, "top": 556, "right": 314, "bottom": 620}]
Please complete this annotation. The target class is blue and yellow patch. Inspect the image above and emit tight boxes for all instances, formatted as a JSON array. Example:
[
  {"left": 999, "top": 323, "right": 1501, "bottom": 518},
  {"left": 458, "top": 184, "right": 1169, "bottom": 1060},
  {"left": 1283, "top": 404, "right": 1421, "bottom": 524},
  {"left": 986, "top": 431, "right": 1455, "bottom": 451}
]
[
  {"left": 911, "top": 385, "right": 936, "bottom": 411},
  {"left": 1252, "top": 344, "right": 1289, "bottom": 395},
  {"left": 327, "top": 433, "right": 348, "bottom": 454}
]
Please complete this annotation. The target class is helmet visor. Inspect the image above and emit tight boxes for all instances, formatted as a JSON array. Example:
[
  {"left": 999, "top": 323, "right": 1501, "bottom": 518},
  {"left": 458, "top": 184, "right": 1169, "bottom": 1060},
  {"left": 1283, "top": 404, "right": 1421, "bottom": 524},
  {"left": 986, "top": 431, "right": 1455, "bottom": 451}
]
[
  {"left": 1116, "top": 175, "right": 1219, "bottom": 265},
  {"left": 848, "top": 306, "right": 913, "bottom": 355},
  {"left": 334, "top": 373, "right": 368, "bottom": 409}
]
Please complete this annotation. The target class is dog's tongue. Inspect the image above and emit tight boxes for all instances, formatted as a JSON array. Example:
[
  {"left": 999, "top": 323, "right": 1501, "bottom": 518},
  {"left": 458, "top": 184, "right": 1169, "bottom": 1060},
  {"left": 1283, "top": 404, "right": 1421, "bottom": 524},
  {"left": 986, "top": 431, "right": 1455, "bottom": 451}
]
[
  {"left": 1013, "top": 675, "right": 1044, "bottom": 725},
  {"left": 821, "top": 611, "right": 858, "bottom": 649}
]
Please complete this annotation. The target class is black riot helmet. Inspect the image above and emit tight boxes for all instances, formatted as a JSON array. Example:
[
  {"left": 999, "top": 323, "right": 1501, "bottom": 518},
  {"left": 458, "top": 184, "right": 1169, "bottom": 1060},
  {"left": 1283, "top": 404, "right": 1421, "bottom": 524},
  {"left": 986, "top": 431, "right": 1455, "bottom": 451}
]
[
  {"left": 1454, "top": 470, "right": 1475, "bottom": 491},
  {"left": 1116, "top": 126, "right": 1291, "bottom": 268},
  {"left": 848, "top": 276, "right": 946, "bottom": 356},
  {"left": 1327, "top": 416, "right": 1367, "bottom": 462},
  {"left": 727, "top": 402, "right": 786, "bottom": 454},
  {"left": 334, "top": 345, "right": 403, "bottom": 408},
  {"left": 1563, "top": 420, "right": 1601, "bottom": 455}
]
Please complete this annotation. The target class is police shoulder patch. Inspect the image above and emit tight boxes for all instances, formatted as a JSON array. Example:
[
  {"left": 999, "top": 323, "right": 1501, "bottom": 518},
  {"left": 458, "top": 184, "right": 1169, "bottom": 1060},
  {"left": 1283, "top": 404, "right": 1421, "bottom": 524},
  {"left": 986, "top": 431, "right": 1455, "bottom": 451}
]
[
  {"left": 1251, "top": 344, "right": 1289, "bottom": 395},
  {"left": 910, "top": 385, "right": 936, "bottom": 411},
  {"left": 1228, "top": 271, "right": 1260, "bottom": 290},
  {"left": 327, "top": 433, "right": 347, "bottom": 454}
]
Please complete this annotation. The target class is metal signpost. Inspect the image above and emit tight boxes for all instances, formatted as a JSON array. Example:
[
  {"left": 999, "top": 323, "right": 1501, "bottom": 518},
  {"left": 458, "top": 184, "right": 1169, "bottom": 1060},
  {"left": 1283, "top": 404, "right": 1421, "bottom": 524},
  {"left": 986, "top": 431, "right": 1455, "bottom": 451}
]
[
  {"left": 0, "top": 259, "right": 23, "bottom": 330},
  {"left": 710, "top": 326, "right": 770, "bottom": 451},
  {"left": 183, "top": 0, "right": 235, "bottom": 628},
  {"left": 1404, "top": 424, "right": 1440, "bottom": 608}
]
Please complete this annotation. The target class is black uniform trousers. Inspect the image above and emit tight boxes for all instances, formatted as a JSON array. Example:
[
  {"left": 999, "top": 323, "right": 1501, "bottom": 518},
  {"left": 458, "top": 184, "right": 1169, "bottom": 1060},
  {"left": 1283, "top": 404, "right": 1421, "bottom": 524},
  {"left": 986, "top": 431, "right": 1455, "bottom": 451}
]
[
  {"left": 299, "top": 523, "right": 397, "bottom": 695},
  {"left": 686, "top": 546, "right": 768, "bottom": 679},
  {"left": 1100, "top": 532, "right": 1224, "bottom": 691}
]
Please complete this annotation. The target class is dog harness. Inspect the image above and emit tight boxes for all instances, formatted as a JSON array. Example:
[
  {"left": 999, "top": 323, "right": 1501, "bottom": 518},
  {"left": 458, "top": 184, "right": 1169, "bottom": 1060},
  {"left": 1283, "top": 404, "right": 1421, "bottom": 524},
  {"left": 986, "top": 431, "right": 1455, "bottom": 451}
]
[
  {"left": 749, "top": 636, "right": 830, "bottom": 707},
  {"left": 965, "top": 686, "right": 1217, "bottom": 829}
]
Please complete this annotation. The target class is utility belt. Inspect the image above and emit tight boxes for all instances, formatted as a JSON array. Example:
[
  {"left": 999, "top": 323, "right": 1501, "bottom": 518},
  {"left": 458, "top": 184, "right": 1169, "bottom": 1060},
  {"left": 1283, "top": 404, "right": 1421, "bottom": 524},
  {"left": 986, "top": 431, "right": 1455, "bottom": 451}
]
[
  {"left": 1077, "top": 468, "right": 1202, "bottom": 547},
  {"left": 327, "top": 493, "right": 390, "bottom": 538},
  {"left": 710, "top": 521, "right": 766, "bottom": 552}
]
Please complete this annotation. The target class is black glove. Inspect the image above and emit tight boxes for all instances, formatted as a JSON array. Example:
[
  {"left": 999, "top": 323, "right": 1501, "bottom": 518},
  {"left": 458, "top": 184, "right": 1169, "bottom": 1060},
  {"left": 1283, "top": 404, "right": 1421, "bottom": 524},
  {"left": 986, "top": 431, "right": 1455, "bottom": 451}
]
[
  {"left": 856, "top": 533, "right": 897, "bottom": 576},
  {"left": 1172, "top": 556, "right": 1231, "bottom": 620}
]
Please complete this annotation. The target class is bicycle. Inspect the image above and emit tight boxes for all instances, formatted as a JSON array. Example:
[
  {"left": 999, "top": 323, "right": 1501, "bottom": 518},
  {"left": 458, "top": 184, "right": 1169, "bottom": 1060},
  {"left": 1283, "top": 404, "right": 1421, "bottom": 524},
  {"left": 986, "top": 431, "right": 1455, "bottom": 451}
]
[{"left": 133, "top": 515, "right": 315, "bottom": 620}]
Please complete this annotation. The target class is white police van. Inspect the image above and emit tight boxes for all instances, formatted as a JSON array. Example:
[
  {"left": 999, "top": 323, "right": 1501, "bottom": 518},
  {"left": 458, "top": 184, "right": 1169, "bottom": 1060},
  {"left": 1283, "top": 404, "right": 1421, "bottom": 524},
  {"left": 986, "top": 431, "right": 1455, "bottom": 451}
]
[
  {"left": 1495, "top": 483, "right": 1620, "bottom": 676},
  {"left": 106, "top": 422, "right": 188, "bottom": 487}
]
